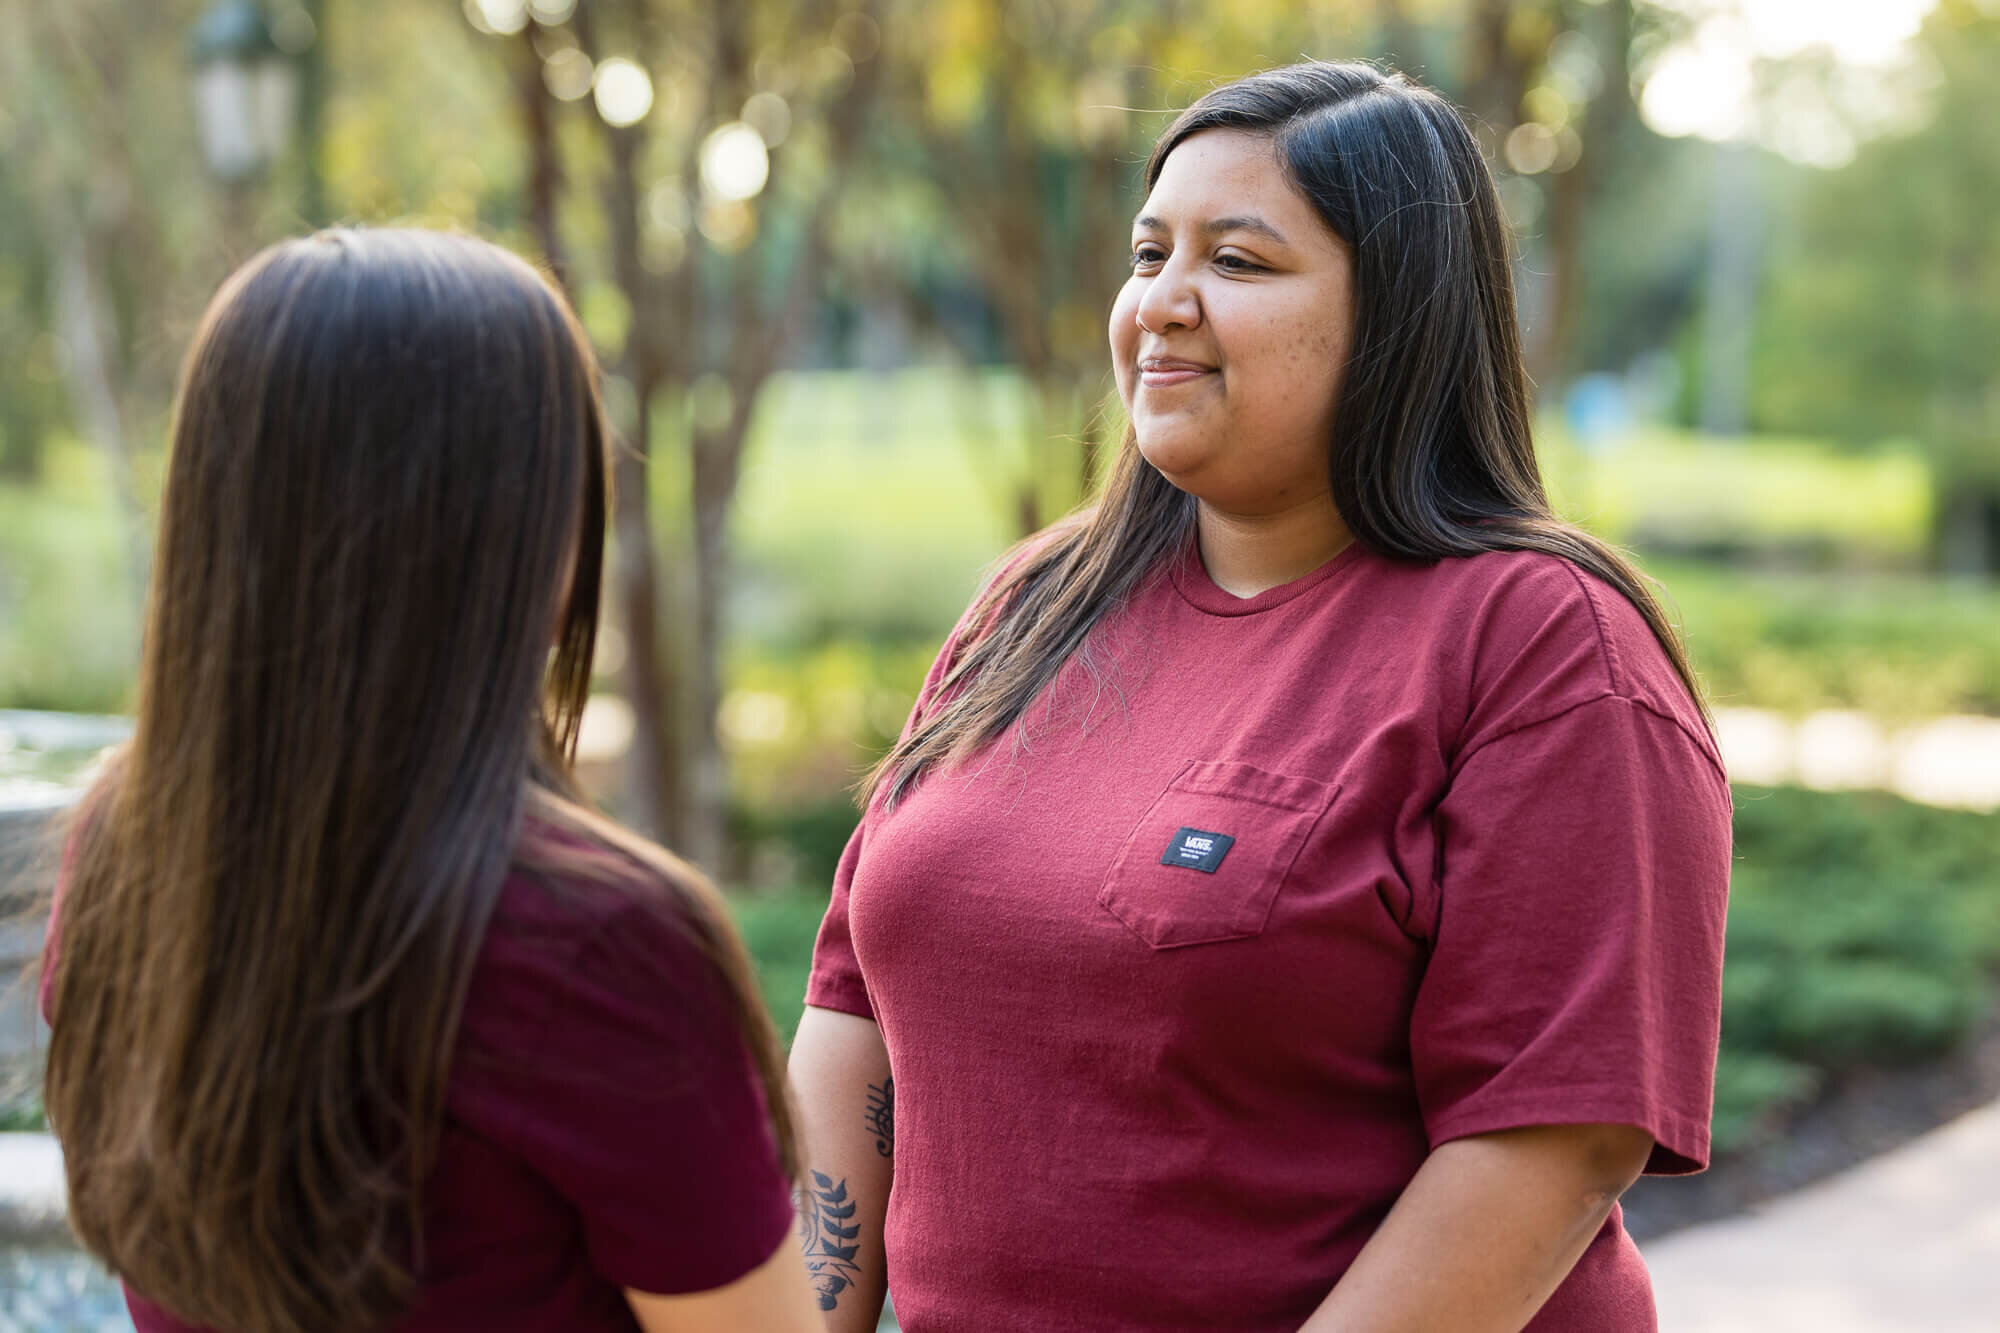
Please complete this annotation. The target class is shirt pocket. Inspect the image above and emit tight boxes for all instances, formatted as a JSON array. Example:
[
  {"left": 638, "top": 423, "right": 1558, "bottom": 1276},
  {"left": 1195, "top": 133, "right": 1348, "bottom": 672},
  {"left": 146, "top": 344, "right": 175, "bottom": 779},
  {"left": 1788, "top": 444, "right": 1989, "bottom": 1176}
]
[{"left": 1098, "top": 759, "right": 1339, "bottom": 949}]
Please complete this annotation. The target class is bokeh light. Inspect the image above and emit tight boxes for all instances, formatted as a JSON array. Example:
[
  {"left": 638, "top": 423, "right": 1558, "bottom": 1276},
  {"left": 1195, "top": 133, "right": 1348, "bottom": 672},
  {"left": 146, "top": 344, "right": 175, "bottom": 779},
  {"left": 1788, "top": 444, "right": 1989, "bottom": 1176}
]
[
  {"left": 463, "top": 0, "right": 527, "bottom": 37},
  {"left": 700, "top": 121, "right": 771, "bottom": 202},
  {"left": 542, "top": 48, "right": 594, "bottom": 102},
  {"left": 592, "top": 57, "right": 654, "bottom": 128},
  {"left": 742, "top": 91, "right": 792, "bottom": 148}
]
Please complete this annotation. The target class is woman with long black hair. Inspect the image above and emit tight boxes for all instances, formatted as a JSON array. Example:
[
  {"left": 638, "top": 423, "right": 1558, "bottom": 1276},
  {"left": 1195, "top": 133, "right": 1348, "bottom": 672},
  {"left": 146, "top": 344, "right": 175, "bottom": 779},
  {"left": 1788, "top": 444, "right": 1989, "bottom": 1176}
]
[
  {"left": 791, "top": 62, "right": 1731, "bottom": 1331},
  {"left": 41, "top": 229, "right": 823, "bottom": 1332}
]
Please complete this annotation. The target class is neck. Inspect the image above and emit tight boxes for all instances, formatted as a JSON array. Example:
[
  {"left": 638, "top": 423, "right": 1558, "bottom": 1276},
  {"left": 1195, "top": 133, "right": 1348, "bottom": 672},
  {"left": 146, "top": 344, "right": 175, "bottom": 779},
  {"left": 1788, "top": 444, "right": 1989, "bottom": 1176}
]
[{"left": 1195, "top": 492, "right": 1354, "bottom": 599}]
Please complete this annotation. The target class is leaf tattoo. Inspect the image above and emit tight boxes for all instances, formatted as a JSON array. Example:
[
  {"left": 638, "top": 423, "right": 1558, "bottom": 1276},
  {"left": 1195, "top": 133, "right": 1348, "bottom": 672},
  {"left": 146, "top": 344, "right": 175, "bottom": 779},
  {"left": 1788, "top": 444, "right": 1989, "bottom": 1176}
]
[
  {"left": 798, "top": 1170, "right": 861, "bottom": 1311},
  {"left": 864, "top": 1076, "right": 895, "bottom": 1157}
]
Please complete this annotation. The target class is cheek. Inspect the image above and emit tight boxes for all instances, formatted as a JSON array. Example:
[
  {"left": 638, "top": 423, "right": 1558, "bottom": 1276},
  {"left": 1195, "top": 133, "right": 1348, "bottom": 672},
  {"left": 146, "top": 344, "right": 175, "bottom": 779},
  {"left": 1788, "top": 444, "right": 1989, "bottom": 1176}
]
[
  {"left": 1109, "top": 281, "right": 1142, "bottom": 351},
  {"left": 1108, "top": 282, "right": 1142, "bottom": 394}
]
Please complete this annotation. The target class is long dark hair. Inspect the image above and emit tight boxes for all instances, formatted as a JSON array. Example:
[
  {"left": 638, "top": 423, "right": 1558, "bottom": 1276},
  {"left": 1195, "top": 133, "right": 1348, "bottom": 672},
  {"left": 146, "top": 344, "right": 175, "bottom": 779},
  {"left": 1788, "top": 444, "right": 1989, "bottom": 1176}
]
[
  {"left": 869, "top": 60, "right": 1706, "bottom": 805},
  {"left": 41, "top": 229, "right": 794, "bottom": 1332}
]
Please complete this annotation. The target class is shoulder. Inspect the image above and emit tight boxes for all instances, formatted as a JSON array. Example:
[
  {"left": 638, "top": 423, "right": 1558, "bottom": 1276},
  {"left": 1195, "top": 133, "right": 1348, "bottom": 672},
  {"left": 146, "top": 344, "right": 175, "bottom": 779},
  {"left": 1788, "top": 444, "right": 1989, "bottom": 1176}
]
[
  {"left": 461, "top": 827, "right": 729, "bottom": 1071},
  {"left": 1386, "top": 548, "right": 1718, "bottom": 770}
]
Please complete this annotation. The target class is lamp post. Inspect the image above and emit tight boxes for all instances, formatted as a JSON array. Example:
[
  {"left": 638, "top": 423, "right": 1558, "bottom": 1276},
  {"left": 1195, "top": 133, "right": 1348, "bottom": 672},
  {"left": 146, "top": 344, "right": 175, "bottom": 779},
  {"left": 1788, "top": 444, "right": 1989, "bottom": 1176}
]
[
  {"left": 190, "top": 1, "right": 302, "bottom": 261},
  {"left": 190, "top": 1, "right": 298, "bottom": 183}
]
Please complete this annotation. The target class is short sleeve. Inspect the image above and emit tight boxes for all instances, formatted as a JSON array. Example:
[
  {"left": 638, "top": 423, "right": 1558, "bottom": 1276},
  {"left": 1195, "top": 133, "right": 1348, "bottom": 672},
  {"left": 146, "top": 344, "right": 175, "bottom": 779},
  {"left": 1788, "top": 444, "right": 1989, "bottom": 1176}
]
[
  {"left": 805, "top": 817, "right": 875, "bottom": 1020},
  {"left": 477, "top": 899, "right": 796, "bottom": 1295},
  {"left": 1410, "top": 695, "right": 1731, "bottom": 1175}
]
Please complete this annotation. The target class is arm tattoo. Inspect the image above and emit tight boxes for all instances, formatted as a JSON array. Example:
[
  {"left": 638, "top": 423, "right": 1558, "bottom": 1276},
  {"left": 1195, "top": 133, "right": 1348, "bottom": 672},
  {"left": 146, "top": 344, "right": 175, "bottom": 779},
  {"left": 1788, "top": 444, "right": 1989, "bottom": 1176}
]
[
  {"left": 797, "top": 1171, "right": 862, "bottom": 1311},
  {"left": 864, "top": 1076, "right": 894, "bottom": 1157}
]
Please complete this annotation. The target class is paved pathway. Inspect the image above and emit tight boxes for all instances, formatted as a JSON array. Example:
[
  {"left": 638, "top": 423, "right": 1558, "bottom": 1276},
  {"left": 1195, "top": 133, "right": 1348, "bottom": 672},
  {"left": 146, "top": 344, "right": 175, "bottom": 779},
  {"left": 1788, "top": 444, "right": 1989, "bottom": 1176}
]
[
  {"left": 1713, "top": 707, "right": 2000, "bottom": 811},
  {"left": 1644, "top": 1100, "right": 2000, "bottom": 1330}
]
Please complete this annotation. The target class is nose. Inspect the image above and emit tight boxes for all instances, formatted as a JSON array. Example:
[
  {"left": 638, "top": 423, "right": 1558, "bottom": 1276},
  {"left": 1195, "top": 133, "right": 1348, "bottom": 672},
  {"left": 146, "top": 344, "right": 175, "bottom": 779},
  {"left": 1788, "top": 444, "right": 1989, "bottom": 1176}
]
[{"left": 1134, "top": 255, "right": 1200, "bottom": 336}]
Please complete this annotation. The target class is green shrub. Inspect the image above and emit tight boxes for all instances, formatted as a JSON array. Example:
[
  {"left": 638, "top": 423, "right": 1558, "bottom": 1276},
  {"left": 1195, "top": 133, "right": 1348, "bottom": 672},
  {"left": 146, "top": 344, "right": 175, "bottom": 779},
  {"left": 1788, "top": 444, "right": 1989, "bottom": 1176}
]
[
  {"left": 733, "top": 797, "right": 864, "bottom": 891},
  {"left": 1654, "top": 560, "right": 2000, "bottom": 719},
  {"left": 1767, "top": 961, "right": 1985, "bottom": 1066},
  {"left": 1542, "top": 426, "right": 1932, "bottom": 563},
  {"left": 1712, "top": 786, "right": 2000, "bottom": 1150},
  {"left": 727, "top": 885, "right": 833, "bottom": 1048},
  {"left": 0, "top": 463, "right": 144, "bottom": 713},
  {"left": 0, "top": 1092, "right": 45, "bottom": 1133},
  {"left": 1710, "top": 1050, "right": 1821, "bottom": 1155}
]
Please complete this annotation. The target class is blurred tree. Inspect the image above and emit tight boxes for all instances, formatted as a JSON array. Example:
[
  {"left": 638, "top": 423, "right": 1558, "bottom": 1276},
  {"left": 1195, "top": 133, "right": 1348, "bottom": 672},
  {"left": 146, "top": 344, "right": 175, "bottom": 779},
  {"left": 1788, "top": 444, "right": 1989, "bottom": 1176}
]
[
  {"left": 480, "top": 0, "right": 885, "bottom": 864},
  {"left": 1750, "top": 0, "right": 2000, "bottom": 575},
  {"left": 0, "top": 0, "right": 216, "bottom": 587},
  {"left": 855, "top": 0, "right": 1674, "bottom": 542},
  {"left": 8, "top": 0, "right": 1886, "bottom": 859}
]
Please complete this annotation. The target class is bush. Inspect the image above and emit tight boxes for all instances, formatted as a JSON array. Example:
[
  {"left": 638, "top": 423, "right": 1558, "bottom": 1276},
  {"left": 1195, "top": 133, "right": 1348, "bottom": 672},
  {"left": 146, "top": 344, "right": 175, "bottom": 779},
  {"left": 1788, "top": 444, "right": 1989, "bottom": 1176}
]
[
  {"left": 1710, "top": 1051, "right": 1821, "bottom": 1156},
  {"left": 0, "top": 1091, "right": 44, "bottom": 1133},
  {"left": 1656, "top": 560, "right": 2000, "bottom": 719},
  {"left": 1767, "top": 962, "right": 1985, "bottom": 1066},
  {"left": 727, "top": 885, "right": 835, "bottom": 1048},
  {"left": 1714, "top": 786, "right": 2000, "bottom": 1150},
  {"left": 1542, "top": 426, "right": 1933, "bottom": 564},
  {"left": 732, "top": 796, "right": 863, "bottom": 892},
  {"left": 0, "top": 455, "right": 144, "bottom": 713}
]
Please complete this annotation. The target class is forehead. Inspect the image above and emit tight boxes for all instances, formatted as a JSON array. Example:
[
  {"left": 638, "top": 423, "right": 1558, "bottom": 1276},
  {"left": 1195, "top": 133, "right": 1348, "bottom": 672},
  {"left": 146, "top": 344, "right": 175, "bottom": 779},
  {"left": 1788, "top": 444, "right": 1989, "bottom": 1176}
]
[{"left": 1137, "top": 129, "right": 1332, "bottom": 246}]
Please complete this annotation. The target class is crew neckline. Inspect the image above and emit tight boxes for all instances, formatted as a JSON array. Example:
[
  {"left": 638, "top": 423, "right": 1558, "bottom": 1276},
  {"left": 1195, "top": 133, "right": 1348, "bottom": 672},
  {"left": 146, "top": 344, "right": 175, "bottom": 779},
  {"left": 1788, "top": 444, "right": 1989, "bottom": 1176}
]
[{"left": 1169, "top": 530, "right": 1370, "bottom": 617}]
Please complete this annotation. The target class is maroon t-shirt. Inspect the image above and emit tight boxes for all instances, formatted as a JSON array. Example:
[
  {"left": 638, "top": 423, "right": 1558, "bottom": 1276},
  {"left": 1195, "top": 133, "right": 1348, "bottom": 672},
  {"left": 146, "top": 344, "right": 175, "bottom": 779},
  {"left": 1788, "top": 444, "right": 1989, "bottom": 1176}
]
[
  {"left": 808, "top": 539, "right": 1732, "bottom": 1332},
  {"left": 46, "top": 851, "right": 795, "bottom": 1332}
]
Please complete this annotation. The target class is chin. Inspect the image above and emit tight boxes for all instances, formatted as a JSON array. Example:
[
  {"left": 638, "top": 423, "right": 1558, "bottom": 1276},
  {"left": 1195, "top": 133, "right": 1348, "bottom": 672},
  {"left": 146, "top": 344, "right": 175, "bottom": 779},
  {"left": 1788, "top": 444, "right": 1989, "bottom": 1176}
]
[{"left": 1134, "top": 429, "right": 1216, "bottom": 484}]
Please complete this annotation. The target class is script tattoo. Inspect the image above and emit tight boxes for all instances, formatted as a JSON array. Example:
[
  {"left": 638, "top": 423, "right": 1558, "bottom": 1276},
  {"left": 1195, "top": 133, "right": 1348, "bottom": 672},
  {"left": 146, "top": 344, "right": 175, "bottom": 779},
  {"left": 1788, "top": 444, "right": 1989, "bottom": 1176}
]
[
  {"left": 864, "top": 1076, "right": 895, "bottom": 1157},
  {"left": 798, "top": 1171, "right": 861, "bottom": 1311}
]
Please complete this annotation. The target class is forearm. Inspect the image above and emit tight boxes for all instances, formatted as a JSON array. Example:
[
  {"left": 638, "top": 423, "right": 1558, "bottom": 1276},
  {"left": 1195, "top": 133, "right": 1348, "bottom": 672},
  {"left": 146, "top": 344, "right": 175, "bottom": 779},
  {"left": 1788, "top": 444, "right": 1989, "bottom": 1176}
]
[
  {"left": 788, "top": 1005, "right": 895, "bottom": 1332},
  {"left": 1301, "top": 1123, "right": 1653, "bottom": 1333}
]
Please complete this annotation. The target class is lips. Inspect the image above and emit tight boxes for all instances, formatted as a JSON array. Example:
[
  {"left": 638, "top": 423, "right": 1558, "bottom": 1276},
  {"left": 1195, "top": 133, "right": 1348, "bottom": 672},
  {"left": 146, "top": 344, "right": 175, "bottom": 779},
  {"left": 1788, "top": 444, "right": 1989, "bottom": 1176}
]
[{"left": 1138, "top": 357, "right": 1214, "bottom": 388}]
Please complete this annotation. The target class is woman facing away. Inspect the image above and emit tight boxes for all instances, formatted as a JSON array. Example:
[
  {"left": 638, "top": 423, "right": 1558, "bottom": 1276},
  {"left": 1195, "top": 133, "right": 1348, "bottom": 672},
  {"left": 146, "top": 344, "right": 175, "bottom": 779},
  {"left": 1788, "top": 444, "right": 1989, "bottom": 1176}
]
[
  {"left": 39, "top": 229, "right": 824, "bottom": 1333},
  {"left": 789, "top": 60, "right": 1732, "bottom": 1332}
]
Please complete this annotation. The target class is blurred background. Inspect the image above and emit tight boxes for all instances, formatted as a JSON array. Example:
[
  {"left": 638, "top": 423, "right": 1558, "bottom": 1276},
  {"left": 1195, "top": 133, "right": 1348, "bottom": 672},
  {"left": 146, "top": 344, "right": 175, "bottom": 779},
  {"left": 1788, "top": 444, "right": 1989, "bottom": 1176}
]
[{"left": 3, "top": 0, "right": 1999, "bottom": 1322}]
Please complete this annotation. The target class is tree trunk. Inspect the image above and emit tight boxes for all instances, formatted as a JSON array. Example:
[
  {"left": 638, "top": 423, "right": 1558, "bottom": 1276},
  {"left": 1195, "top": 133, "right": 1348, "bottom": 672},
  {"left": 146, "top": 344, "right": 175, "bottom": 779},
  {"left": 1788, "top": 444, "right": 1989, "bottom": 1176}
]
[
  {"left": 1526, "top": 0, "right": 1637, "bottom": 392},
  {"left": 49, "top": 223, "right": 147, "bottom": 601},
  {"left": 612, "top": 418, "right": 684, "bottom": 842},
  {"left": 515, "top": 25, "right": 568, "bottom": 290},
  {"left": 686, "top": 421, "right": 742, "bottom": 873},
  {"left": 601, "top": 112, "right": 685, "bottom": 845}
]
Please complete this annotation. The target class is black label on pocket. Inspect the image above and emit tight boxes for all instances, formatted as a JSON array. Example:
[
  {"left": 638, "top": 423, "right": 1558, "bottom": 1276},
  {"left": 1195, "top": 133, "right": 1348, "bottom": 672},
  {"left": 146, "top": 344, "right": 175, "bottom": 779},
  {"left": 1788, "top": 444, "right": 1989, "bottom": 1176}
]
[{"left": 1160, "top": 827, "right": 1235, "bottom": 873}]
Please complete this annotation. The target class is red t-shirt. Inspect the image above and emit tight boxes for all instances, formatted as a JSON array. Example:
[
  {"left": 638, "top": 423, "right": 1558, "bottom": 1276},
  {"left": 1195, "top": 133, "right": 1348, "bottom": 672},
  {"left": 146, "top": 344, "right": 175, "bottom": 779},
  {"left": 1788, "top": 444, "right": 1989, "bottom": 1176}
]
[
  {"left": 807, "top": 538, "right": 1732, "bottom": 1332},
  {"left": 45, "top": 849, "right": 795, "bottom": 1332}
]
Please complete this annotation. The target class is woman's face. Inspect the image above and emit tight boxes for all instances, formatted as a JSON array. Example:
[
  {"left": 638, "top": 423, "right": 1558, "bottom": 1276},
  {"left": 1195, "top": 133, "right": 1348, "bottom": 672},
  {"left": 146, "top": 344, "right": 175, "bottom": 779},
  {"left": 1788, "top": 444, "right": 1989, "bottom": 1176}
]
[{"left": 1109, "top": 129, "right": 1355, "bottom": 516}]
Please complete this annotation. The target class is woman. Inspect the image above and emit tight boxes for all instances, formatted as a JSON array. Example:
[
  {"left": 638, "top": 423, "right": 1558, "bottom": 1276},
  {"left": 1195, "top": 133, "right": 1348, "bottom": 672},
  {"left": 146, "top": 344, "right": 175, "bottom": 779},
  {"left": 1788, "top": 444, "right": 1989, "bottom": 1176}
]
[
  {"left": 40, "top": 230, "right": 823, "bottom": 1333},
  {"left": 790, "top": 61, "right": 1730, "bottom": 1332}
]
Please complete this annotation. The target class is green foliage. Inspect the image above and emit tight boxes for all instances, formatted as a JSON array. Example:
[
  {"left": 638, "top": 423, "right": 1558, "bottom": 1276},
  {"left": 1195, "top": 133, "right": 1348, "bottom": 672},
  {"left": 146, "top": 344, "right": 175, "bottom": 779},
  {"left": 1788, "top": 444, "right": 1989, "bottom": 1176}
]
[
  {"left": 0, "top": 1093, "right": 47, "bottom": 1133},
  {"left": 1543, "top": 426, "right": 1934, "bottom": 563},
  {"left": 1654, "top": 558, "right": 2000, "bottom": 718},
  {"left": 727, "top": 884, "right": 833, "bottom": 1048},
  {"left": 8, "top": 369, "right": 1998, "bottom": 731},
  {"left": 0, "top": 448, "right": 142, "bottom": 713},
  {"left": 1749, "top": 3, "right": 2000, "bottom": 484},
  {"left": 1715, "top": 786, "right": 2000, "bottom": 1151},
  {"left": 1709, "top": 1051, "right": 1821, "bottom": 1156},
  {"left": 731, "top": 369, "right": 1017, "bottom": 648}
]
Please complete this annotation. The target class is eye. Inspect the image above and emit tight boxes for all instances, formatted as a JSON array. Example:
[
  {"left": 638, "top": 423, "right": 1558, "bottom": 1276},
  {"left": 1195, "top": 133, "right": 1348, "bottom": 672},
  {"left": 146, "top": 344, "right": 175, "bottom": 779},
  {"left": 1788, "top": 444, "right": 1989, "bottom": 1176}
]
[
  {"left": 1130, "top": 244, "right": 1167, "bottom": 270},
  {"left": 1215, "top": 253, "right": 1266, "bottom": 274}
]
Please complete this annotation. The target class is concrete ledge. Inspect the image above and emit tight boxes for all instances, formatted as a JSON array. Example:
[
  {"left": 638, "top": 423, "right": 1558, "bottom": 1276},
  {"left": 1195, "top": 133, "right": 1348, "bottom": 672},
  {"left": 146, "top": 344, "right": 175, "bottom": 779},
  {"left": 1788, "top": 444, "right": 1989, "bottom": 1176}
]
[{"left": 0, "top": 1131, "right": 72, "bottom": 1246}]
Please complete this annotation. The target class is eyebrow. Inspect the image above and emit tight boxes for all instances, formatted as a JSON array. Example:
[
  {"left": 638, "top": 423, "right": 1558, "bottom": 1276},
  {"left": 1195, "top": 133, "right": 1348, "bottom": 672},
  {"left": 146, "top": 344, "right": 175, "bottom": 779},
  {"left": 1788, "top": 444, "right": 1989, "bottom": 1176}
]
[{"left": 1134, "top": 213, "right": 1291, "bottom": 246}]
